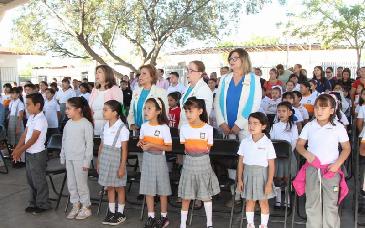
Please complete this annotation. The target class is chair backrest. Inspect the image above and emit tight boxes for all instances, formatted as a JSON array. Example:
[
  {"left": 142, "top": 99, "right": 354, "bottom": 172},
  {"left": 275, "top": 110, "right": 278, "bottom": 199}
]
[
  {"left": 128, "top": 136, "right": 143, "bottom": 152},
  {"left": 170, "top": 128, "right": 179, "bottom": 138},
  {"left": 46, "top": 134, "right": 62, "bottom": 151},
  {"left": 172, "top": 137, "right": 184, "bottom": 154},
  {"left": 93, "top": 137, "right": 101, "bottom": 156},
  {"left": 272, "top": 139, "right": 292, "bottom": 159},
  {"left": 210, "top": 139, "right": 240, "bottom": 156}
]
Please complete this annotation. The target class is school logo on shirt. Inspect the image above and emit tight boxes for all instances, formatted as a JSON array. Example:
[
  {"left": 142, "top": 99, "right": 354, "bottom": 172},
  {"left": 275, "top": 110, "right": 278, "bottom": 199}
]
[
  {"left": 200, "top": 133, "right": 206, "bottom": 139},
  {"left": 154, "top": 130, "right": 160, "bottom": 136}
]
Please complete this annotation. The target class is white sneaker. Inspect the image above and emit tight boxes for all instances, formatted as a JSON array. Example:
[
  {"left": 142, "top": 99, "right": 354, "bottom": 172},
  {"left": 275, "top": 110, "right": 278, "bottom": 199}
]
[
  {"left": 247, "top": 224, "right": 256, "bottom": 228},
  {"left": 66, "top": 203, "right": 80, "bottom": 219},
  {"left": 75, "top": 207, "right": 92, "bottom": 220},
  {"left": 259, "top": 225, "right": 268, "bottom": 228}
]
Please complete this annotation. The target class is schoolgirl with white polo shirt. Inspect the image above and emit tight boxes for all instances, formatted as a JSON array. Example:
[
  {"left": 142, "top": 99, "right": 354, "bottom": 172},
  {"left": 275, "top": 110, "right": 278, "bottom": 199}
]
[
  {"left": 237, "top": 112, "right": 276, "bottom": 228},
  {"left": 137, "top": 97, "right": 172, "bottom": 228},
  {"left": 98, "top": 100, "right": 129, "bottom": 226},
  {"left": 7, "top": 87, "right": 25, "bottom": 147},
  {"left": 294, "top": 94, "right": 350, "bottom": 228}
]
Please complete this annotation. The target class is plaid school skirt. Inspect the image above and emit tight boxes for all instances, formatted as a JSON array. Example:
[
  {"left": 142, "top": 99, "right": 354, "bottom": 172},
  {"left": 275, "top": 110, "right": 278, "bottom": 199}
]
[
  {"left": 241, "top": 165, "right": 276, "bottom": 201},
  {"left": 178, "top": 154, "right": 220, "bottom": 200},
  {"left": 139, "top": 152, "right": 171, "bottom": 196},
  {"left": 7, "top": 115, "right": 24, "bottom": 146},
  {"left": 98, "top": 145, "right": 127, "bottom": 187}
]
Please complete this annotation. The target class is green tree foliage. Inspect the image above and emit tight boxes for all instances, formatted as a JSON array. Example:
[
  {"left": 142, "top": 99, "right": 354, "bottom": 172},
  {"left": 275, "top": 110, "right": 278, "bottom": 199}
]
[
  {"left": 12, "top": 0, "right": 282, "bottom": 74},
  {"left": 284, "top": 0, "right": 365, "bottom": 69}
]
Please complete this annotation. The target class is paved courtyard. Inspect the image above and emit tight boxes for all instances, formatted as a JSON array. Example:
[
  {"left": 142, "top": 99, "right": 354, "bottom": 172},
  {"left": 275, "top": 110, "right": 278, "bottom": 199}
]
[{"left": 0, "top": 162, "right": 360, "bottom": 228}]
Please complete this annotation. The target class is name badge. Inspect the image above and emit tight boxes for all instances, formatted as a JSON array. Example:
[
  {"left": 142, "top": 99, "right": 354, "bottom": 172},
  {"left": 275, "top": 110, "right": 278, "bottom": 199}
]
[{"left": 154, "top": 130, "right": 160, "bottom": 136}]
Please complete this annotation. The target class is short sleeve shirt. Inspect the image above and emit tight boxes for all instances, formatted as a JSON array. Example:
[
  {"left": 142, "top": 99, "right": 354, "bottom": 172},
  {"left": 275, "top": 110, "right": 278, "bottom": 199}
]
[
  {"left": 180, "top": 123, "right": 213, "bottom": 155},
  {"left": 101, "top": 119, "right": 130, "bottom": 148},
  {"left": 140, "top": 122, "right": 172, "bottom": 154},
  {"left": 25, "top": 112, "right": 48, "bottom": 154},
  {"left": 237, "top": 134, "right": 276, "bottom": 167}
]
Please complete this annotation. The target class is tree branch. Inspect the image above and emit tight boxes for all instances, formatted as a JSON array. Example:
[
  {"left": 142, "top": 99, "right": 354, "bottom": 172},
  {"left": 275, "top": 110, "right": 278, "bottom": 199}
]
[{"left": 100, "top": 41, "right": 138, "bottom": 72}]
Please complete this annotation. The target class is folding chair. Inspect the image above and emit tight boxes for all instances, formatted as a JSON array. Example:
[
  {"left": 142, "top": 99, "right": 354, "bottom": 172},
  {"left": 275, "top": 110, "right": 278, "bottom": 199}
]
[
  {"left": 45, "top": 134, "right": 67, "bottom": 210},
  {"left": 0, "top": 145, "right": 9, "bottom": 174},
  {"left": 269, "top": 140, "right": 292, "bottom": 228}
]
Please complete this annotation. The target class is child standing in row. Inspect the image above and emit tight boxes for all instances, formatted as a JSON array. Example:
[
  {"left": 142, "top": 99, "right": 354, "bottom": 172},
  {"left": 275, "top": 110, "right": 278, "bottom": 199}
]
[
  {"left": 138, "top": 98, "right": 172, "bottom": 228},
  {"left": 294, "top": 94, "right": 350, "bottom": 228},
  {"left": 293, "top": 91, "right": 310, "bottom": 125},
  {"left": 44, "top": 88, "right": 60, "bottom": 142},
  {"left": 98, "top": 100, "right": 129, "bottom": 225},
  {"left": 8, "top": 87, "right": 25, "bottom": 165},
  {"left": 12, "top": 93, "right": 51, "bottom": 214},
  {"left": 167, "top": 92, "right": 181, "bottom": 128},
  {"left": 270, "top": 102, "right": 298, "bottom": 208},
  {"left": 237, "top": 112, "right": 276, "bottom": 228},
  {"left": 179, "top": 97, "right": 220, "bottom": 228},
  {"left": 60, "top": 97, "right": 94, "bottom": 220}
]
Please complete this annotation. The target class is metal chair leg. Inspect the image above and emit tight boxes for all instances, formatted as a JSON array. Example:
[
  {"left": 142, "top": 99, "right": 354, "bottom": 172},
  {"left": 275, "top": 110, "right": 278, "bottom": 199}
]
[
  {"left": 240, "top": 200, "right": 245, "bottom": 228},
  {"left": 55, "top": 173, "right": 67, "bottom": 210},
  {"left": 229, "top": 181, "right": 238, "bottom": 228},
  {"left": 291, "top": 192, "right": 297, "bottom": 228},
  {"left": 97, "top": 186, "right": 105, "bottom": 215},
  {"left": 64, "top": 195, "right": 70, "bottom": 214},
  {"left": 188, "top": 199, "right": 195, "bottom": 226},
  {"left": 283, "top": 187, "right": 288, "bottom": 228},
  {"left": 140, "top": 195, "right": 146, "bottom": 221},
  {"left": 0, "top": 150, "right": 9, "bottom": 174}
]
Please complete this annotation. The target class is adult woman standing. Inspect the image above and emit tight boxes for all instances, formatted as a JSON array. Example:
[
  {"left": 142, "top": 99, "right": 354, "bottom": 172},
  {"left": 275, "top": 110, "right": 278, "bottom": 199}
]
[
  {"left": 214, "top": 48, "right": 262, "bottom": 206},
  {"left": 215, "top": 48, "right": 262, "bottom": 139},
  {"left": 178, "top": 61, "right": 213, "bottom": 128},
  {"left": 312, "top": 66, "right": 331, "bottom": 93},
  {"left": 127, "top": 64, "right": 168, "bottom": 131},
  {"left": 89, "top": 65, "right": 124, "bottom": 135}
]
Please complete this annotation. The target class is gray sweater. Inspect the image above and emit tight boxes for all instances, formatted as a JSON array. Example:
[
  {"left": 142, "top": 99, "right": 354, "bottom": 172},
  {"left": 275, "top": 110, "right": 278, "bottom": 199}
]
[{"left": 60, "top": 118, "right": 94, "bottom": 168}]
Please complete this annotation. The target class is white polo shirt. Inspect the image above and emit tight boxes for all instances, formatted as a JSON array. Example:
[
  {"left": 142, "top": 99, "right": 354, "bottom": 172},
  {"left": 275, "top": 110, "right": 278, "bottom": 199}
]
[
  {"left": 55, "top": 88, "right": 76, "bottom": 104},
  {"left": 167, "top": 83, "right": 186, "bottom": 95},
  {"left": 9, "top": 99, "right": 24, "bottom": 116},
  {"left": 299, "top": 119, "right": 349, "bottom": 165},
  {"left": 44, "top": 99, "right": 60, "bottom": 128},
  {"left": 270, "top": 121, "right": 298, "bottom": 151},
  {"left": 25, "top": 112, "right": 48, "bottom": 154},
  {"left": 296, "top": 105, "right": 309, "bottom": 120},
  {"left": 101, "top": 119, "right": 130, "bottom": 148},
  {"left": 139, "top": 122, "right": 172, "bottom": 154},
  {"left": 265, "top": 98, "right": 281, "bottom": 115},
  {"left": 237, "top": 135, "right": 276, "bottom": 167}
]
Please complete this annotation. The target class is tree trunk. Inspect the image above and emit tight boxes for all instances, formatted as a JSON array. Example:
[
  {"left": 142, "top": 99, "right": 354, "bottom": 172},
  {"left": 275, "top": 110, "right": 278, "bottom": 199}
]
[{"left": 356, "top": 46, "right": 361, "bottom": 70}]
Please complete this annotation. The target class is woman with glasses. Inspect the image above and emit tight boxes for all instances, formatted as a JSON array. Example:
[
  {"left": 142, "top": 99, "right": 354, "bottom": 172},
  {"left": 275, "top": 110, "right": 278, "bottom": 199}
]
[
  {"left": 178, "top": 60, "right": 213, "bottom": 128},
  {"left": 214, "top": 48, "right": 262, "bottom": 207}
]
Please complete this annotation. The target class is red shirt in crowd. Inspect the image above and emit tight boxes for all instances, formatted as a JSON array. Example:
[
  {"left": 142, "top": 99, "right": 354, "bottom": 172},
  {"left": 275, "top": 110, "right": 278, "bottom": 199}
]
[{"left": 168, "top": 106, "right": 181, "bottom": 128}]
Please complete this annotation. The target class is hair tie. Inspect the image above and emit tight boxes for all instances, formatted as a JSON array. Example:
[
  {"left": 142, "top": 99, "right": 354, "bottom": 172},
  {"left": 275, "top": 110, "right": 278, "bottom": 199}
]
[{"left": 154, "top": 97, "right": 162, "bottom": 109}]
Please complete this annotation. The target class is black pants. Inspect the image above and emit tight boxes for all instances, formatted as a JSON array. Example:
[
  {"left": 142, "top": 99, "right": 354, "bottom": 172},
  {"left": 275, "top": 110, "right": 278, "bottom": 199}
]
[{"left": 25, "top": 150, "right": 51, "bottom": 209}]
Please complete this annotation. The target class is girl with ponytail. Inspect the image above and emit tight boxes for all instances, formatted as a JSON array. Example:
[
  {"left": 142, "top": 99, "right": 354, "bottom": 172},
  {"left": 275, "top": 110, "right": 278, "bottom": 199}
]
[
  {"left": 61, "top": 97, "right": 94, "bottom": 220},
  {"left": 270, "top": 101, "right": 298, "bottom": 209}
]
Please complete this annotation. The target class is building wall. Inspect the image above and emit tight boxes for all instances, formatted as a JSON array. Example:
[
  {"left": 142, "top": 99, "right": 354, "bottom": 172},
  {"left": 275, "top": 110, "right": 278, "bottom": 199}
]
[{"left": 0, "top": 54, "right": 19, "bottom": 92}]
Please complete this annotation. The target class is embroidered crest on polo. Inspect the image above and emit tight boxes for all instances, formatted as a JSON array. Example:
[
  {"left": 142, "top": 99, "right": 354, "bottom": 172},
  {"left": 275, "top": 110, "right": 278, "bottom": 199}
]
[
  {"left": 154, "top": 130, "right": 160, "bottom": 136},
  {"left": 200, "top": 132, "right": 206, "bottom": 139}
]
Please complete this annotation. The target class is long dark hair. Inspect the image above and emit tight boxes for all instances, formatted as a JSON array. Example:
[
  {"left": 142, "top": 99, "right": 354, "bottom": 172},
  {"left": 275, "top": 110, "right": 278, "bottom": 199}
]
[
  {"left": 248, "top": 112, "right": 270, "bottom": 138},
  {"left": 79, "top": 82, "right": 91, "bottom": 93},
  {"left": 145, "top": 98, "right": 169, "bottom": 125},
  {"left": 67, "top": 97, "right": 94, "bottom": 127},
  {"left": 313, "top": 94, "right": 337, "bottom": 126},
  {"left": 276, "top": 101, "right": 295, "bottom": 131},
  {"left": 96, "top": 64, "right": 117, "bottom": 89},
  {"left": 183, "top": 97, "right": 208, "bottom": 123},
  {"left": 10, "top": 87, "right": 24, "bottom": 103},
  {"left": 104, "top": 100, "right": 126, "bottom": 124},
  {"left": 313, "top": 66, "right": 326, "bottom": 85}
]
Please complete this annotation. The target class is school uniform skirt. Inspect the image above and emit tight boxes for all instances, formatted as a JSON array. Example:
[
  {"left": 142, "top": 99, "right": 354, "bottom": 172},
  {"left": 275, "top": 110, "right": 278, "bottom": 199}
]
[
  {"left": 7, "top": 115, "right": 24, "bottom": 145},
  {"left": 98, "top": 145, "right": 127, "bottom": 187},
  {"left": 178, "top": 154, "right": 220, "bottom": 200},
  {"left": 241, "top": 165, "right": 276, "bottom": 201},
  {"left": 139, "top": 152, "right": 171, "bottom": 196}
]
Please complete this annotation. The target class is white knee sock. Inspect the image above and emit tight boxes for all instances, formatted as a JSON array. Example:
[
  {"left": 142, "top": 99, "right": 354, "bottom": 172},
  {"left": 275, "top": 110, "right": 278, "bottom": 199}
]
[
  {"left": 161, "top": 212, "right": 167, "bottom": 218},
  {"left": 261, "top": 213, "right": 270, "bottom": 226},
  {"left": 117, "top": 204, "right": 125, "bottom": 214},
  {"left": 204, "top": 201, "right": 213, "bottom": 227},
  {"left": 108, "top": 203, "right": 115, "bottom": 213},
  {"left": 180, "top": 210, "right": 188, "bottom": 228},
  {"left": 148, "top": 212, "right": 155, "bottom": 218},
  {"left": 246, "top": 212, "right": 254, "bottom": 224}
]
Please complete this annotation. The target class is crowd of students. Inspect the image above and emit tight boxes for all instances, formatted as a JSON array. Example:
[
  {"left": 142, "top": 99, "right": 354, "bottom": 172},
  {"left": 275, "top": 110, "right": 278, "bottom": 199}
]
[{"left": 0, "top": 47, "right": 364, "bottom": 228}]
